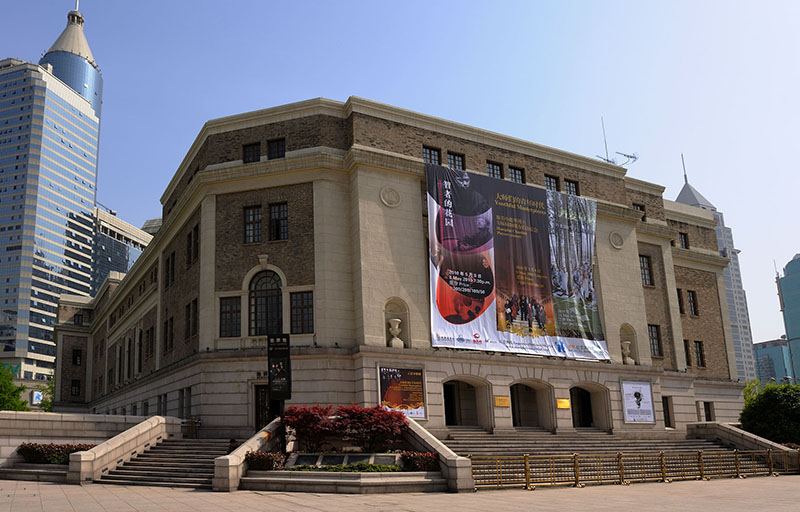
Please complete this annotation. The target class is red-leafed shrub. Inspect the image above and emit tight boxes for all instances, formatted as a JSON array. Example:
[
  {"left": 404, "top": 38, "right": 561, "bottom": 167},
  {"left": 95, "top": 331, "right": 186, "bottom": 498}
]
[
  {"left": 283, "top": 405, "right": 335, "bottom": 452},
  {"left": 332, "top": 405, "right": 408, "bottom": 453},
  {"left": 245, "top": 451, "right": 285, "bottom": 470},
  {"left": 16, "top": 443, "right": 96, "bottom": 465},
  {"left": 400, "top": 451, "right": 439, "bottom": 471}
]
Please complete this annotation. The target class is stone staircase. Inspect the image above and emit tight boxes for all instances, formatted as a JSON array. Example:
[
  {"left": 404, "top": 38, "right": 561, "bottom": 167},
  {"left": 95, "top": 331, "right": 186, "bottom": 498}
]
[
  {"left": 98, "top": 439, "right": 230, "bottom": 489},
  {"left": 441, "top": 428, "right": 731, "bottom": 457}
]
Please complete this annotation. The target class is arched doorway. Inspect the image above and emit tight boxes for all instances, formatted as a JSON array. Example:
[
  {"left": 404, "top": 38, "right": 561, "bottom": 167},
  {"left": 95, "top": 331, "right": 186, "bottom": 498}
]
[
  {"left": 442, "top": 378, "right": 491, "bottom": 429},
  {"left": 569, "top": 384, "right": 612, "bottom": 431},
  {"left": 510, "top": 382, "right": 555, "bottom": 430}
]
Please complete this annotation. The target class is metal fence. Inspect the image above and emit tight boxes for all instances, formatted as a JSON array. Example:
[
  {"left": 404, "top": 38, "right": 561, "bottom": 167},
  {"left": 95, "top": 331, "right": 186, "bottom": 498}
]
[{"left": 470, "top": 450, "right": 795, "bottom": 490}]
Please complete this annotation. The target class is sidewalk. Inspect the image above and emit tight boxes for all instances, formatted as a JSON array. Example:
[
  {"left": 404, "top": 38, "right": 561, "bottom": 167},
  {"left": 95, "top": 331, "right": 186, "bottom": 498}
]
[{"left": 1, "top": 475, "right": 798, "bottom": 512}]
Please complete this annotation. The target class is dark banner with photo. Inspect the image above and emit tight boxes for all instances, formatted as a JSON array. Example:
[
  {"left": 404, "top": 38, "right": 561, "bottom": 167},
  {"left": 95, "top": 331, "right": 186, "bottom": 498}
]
[{"left": 426, "top": 164, "right": 607, "bottom": 359}]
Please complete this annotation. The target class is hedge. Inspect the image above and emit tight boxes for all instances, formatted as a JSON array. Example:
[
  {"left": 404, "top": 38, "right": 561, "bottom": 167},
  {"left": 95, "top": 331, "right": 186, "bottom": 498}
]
[{"left": 16, "top": 443, "right": 96, "bottom": 465}]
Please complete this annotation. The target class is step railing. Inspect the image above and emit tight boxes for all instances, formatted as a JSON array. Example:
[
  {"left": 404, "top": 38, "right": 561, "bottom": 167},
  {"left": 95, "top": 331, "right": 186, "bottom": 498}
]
[{"left": 470, "top": 449, "right": 794, "bottom": 491}]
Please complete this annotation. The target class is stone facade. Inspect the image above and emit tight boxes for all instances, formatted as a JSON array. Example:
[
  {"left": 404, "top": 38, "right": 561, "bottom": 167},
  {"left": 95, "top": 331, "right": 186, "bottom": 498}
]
[{"left": 54, "top": 97, "right": 742, "bottom": 439}]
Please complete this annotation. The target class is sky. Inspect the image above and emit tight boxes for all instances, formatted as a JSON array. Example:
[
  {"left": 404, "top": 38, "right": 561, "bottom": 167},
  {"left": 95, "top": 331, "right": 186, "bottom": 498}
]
[{"left": 2, "top": 0, "right": 798, "bottom": 344}]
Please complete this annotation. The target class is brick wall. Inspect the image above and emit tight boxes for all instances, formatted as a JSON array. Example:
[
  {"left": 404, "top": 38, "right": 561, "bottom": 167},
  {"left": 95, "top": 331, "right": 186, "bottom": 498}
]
[
  {"left": 638, "top": 242, "right": 677, "bottom": 370},
  {"left": 675, "top": 266, "right": 730, "bottom": 380},
  {"left": 627, "top": 189, "right": 665, "bottom": 221},
  {"left": 214, "top": 183, "right": 314, "bottom": 291},
  {"left": 59, "top": 335, "right": 88, "bottom": 403},
  {"left": 161, "top": 207, "right": 202, "bottom": 367},
  {"left": 667, "top": 219, "right": 717, "bottom": 252}
]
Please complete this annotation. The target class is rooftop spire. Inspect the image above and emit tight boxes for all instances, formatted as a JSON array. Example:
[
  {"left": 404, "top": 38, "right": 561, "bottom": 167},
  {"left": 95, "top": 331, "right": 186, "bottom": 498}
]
[
  {"left": 681, "top": 153, "right": 688, "bottom": 184},
  {"left": 41, "top": 3, "right": 98, "bottom": 70}
]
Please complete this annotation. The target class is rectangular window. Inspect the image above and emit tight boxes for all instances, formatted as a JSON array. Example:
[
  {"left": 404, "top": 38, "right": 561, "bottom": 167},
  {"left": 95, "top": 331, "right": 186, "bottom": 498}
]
[
  {"left": 677, "top": 288, "right": 685, "bottom": 314},
  {"left": 137, "top": 330, "right": 142, "bottom": 373},
  {"left": 164, "top": 317, "right": 174, "bottom": 353},
  {"left": 290, "top": 291, "right": 314, "bottom": 334},
  {"left": 267, "top": 138, "right": 285, "bottom": 160},
  {"left": 73, "top": 313, "right": 83, "bottom": 325},
  {"left": 193, "top": 224, "right": 199, "bottom": 261},
  {"left": 243, "top": 206, "right": 262, "bottom": 243},
  {"left": 220, "top": 297, "right": 241, "bottom": 338},
  {"left": 687, "top": 290, "right": 699, "bottom": 315},
  {"left": 564, "top": 179, "right": 579, "bottom": 196},
  {"left": 508, "top": 166, "right": 524, "bottom": 184},
  {"left": 185, "top": 302, "right": 192, "bottom": 340},
  {"left": 269, "top": 202, "right": 288, "bottom": 241},
  {"left": 70, "top": 379, "right": 80, "bottom": 397},
  {"left": 648, "top": 324, "right": 662, "bottom": 357},
  {"left": 147, "top": 327, "right": 154, "bottom": 359},
  {"left": 639, "top": 255, "right": 653, "bottom": 286},
  {"left": 143, "top": 400, "right": 149, "bottom": 416},
  {"left": 662, "top": 396, "right": 674, "bottom": 428},
  {"left": 486, "top": 161, "right": 503, "bottom": 179},
  {"left": 191, "top": 298, "right": 198, "bottom": 336},
  {"left": 447, "top": 152, "right": 464, "bottom": 170},
  {"left": 185, "top": 231, "right": 193, "bottom": 266},
  {"left": 684, "top": 339, "right": 692, "bottom": 366},
  {"left": 545, "top": 174, "right": 560, "bottom": 191},
  {"left": 243, "top": 142, "right": 260, "bottom": 163},
  {"left": 679, "top": 232, "right": 689, "bottom": 249},
  {"left": 422, "top": 146, "right": 441, "bottom": 165},
  {"left": 694, "top": 341, "right": 706, "bottom": 367},
  {"left": 72, "top": 348, "right": 81, "bottom": 366}
]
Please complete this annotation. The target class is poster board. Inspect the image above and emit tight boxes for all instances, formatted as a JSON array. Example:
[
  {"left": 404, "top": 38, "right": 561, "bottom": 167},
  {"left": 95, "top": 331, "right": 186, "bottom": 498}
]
[
  {"left": 378, "top": 366, "right": 426, "bottom": 418},
  {"left": 621, "top": 380, "right": 655, "bottom": 423}
]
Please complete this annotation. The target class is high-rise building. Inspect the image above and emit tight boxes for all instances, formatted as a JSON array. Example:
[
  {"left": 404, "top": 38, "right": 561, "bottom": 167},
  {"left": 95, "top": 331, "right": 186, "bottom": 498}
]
[
  {"left": 777, "top": 254, "right": 800, "bottom": 380},
  {"left": 0, "top": 6, "right": 101, "bottom": 380},
  {"left": 91, "top": 208, "right": 152, "bottom": 296},
  {"left": 676, "top": 175, "right": 756, "bottom": 380},
  {"left": 753, "top": 337, "right": 793, "bottom": 383}
]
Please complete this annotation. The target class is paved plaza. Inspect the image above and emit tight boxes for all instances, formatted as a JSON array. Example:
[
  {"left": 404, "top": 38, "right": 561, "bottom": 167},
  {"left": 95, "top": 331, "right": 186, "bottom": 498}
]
[{"left": 1, "top": 476, "right": 799, "bottom": 512}]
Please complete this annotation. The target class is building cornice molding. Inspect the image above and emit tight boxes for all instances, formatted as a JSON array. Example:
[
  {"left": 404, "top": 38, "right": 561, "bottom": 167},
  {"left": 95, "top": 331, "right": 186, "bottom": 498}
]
[
  {"left": 624, "top": 176, "right": 666, "bottom": 196},
  {"left": 671, "top": 246, "right": 729, "bottom": 270},
  {"left": 596, "top": 202, "right": 643, "bottom": 223}
]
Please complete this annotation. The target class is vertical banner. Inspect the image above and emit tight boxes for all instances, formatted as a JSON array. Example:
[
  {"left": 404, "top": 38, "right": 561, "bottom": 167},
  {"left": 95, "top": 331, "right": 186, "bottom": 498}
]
[
  {"left": 379, "top": 367, "right": 426, "bottom": 418},
  {"left": 621, "top": 381, "right": 655, "bottom": 423},
  {"left": 267, "top": 335, "right": 291, "bottom": 401},
  {"left": 427, "top": 164, "right": 608, "bottom": 359}
]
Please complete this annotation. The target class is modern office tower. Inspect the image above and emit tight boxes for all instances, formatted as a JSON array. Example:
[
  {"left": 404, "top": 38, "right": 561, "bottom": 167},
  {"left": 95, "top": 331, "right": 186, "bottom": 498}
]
[
  {"left": 91, "top": 208, "right": 152, "bottom": 295},
  {"left": 0, "top": 5, "right": 101, "bottom": 380},
  {"left": 676, "top": 176, "right": 757, "bottom": 380},
  {"left": 753, "top": 337, "right": 793, "bottom": 383},
  {"left": 777, "top": 254, "right": 800, "bottom": 381}
]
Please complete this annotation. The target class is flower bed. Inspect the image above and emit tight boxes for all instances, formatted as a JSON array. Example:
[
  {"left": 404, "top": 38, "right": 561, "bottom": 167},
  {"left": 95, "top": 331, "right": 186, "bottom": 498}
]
[
  {"left": 16, "top": 443, "right": 96, "bottom": 465},
  {"left": 290, "top": 463, "right": 401, "bottom": 472}
]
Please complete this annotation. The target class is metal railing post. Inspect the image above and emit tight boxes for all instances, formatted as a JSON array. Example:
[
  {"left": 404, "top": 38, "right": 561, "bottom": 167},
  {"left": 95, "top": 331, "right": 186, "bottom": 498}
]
[
  {"left": 734, "top": 449, "right": 742, "bottom": 478},
  {"left": 524, "top": 454, "right": 532, "bottom": 490},
  {"left": 573, "top": 453, "right": 582, "bottom": 487},
  {"left": 495, "top": 456, "right": 501, "bottom": 487},
  {"left": 660, "top": 451, "right": 667, "bottom": 482}
]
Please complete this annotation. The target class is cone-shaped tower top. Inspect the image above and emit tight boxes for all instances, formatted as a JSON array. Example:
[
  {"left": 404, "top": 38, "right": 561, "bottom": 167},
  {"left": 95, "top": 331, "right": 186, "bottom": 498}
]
[
  {"left": 674, "top": 155, "right": 716, "bottom": 211},
  {"left": 39, "top": 1, "right": 103, "bottom": 115},
  {"left": 42, "top": 2, "right": 99, "bottom": 70}
]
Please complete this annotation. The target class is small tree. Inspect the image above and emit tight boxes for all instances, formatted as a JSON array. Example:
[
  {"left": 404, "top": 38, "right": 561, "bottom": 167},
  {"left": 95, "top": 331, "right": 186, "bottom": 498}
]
[
  {"left": 742, "top": 378, "right": 761, "bottom": 408},
  {"left": 283, "top": 405, "right": 334, "bottom": 452},
  {"left": 739, "top": 382, "right": 800, "bottom": 444},
  {"left": 0, "top": 366, "right": 29, "bottom": 411},
  {"left": 35, "top": 378, "right": 54, "bottom": 412}
]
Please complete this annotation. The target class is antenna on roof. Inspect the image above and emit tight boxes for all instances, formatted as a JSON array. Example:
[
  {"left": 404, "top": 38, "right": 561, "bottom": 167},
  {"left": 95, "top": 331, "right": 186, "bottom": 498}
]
[
  {"left": 595, "top": 117, "right": 638, "bottom": 166},
  {"left": 75, "top": 0, "right": 79, "bottom": 10},
  {"left": 682, "top": 153, "right": 688, "bottom": 184},
  {"left": 774, "top": 259, "right": 780, "bottom": 277}
]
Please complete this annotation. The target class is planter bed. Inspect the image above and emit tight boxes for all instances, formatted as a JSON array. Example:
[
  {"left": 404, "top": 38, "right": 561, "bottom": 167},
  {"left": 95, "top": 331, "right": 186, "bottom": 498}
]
[{"left": 240, "top": 470, "right": 447, "bottom": 493}]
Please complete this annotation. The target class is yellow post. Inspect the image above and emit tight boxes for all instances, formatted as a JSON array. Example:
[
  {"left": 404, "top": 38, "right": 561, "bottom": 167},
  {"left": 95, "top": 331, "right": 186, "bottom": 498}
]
[
  {"left": 617, "top": 452, "right": 625, "bottom": 485},
  {"left": 573, "top": 453, "right": 582, "bottom": 487},
  {"left": 698, "top": 451, "right": 705, "bottom": 480},
  {"left": 524, "top": 454, "right": 532, "bottom": 490},
  {"left": 734, "top": 450, "right": 742, "bottom": 478}
]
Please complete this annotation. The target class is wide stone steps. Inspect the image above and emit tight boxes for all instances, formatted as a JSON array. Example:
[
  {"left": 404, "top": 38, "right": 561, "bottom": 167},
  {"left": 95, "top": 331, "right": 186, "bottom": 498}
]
[{"left": 97, "top": 438, "right": 231, "bottom": 489}]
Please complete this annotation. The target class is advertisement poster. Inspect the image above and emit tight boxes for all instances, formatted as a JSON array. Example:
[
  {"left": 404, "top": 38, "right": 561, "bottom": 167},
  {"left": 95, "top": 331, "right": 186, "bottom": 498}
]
[
  {"left": 267, "top": 335, "right": 291, "bottom": 400},
  {"left": 379, "top": 367, "right": 426, "bottom": 418},
  {"left": 426, "top": 163, "right": 608, "bottom": 359},
  {"left": 621, "top": 381, "right": 655, "bottom": 423}
]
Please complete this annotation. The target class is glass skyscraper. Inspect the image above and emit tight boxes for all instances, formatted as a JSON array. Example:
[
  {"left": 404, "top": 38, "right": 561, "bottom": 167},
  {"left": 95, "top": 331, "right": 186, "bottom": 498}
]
[
  {"left": 777, "top": 254, "right": 800, "bottom": 382},
  {"left": 0, "top": 6, "right": 101, "bottom": 380},
  {"left": 91, "top": 208, "right": 152, "bottom": 296}
]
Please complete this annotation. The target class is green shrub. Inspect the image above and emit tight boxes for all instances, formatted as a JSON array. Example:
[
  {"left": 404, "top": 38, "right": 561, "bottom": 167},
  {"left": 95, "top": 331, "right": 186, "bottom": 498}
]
[
  {"left": 290, "top": 463, "right": 401, "bottom": 472},
  {"left": 739, "top": 383, "right": 800, "bottom": 444},
  {"left": 16, "top": 443, "right": 95, "bottom": 464},
  {"left": 400, "top": 451, "right": 439, "bottom": 471},
  {"left": 245, "top": 451, "right": 285, "bottom": 470}
]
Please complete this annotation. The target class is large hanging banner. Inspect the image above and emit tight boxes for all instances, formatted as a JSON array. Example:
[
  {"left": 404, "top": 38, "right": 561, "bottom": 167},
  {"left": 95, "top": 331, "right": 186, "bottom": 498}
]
[{"left": 427, "top": 164, "right": 608, "bottom": 360}]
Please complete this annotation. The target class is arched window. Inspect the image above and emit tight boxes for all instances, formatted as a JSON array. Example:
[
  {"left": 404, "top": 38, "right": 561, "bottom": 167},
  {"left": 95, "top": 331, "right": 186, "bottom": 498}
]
[{"left": 249, "top": 270, "right": 282, "bottom": 335}]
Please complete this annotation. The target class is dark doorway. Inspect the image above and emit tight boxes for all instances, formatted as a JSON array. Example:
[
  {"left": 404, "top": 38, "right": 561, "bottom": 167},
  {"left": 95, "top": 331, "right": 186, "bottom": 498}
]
[
  {"left": 570, "top": 387, "right": 593, "bottom": 428},
  {"left": 443, "top": 380, "right": 479, "bottom": 426},
  {"left": 255, "top": 385, "right": 269, "bottom": 429},
  {"left": 662, "top": 396, "right": 673, "bottom": 428},
  {"left": 511, "top": 384, "right": 540, "bottom": 427}
]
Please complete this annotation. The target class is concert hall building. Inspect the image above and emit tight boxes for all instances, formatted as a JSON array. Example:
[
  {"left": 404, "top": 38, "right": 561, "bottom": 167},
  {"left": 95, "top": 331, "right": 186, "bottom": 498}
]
[{"left": 53, "top": 97, "right": 743, "bottom": 439}]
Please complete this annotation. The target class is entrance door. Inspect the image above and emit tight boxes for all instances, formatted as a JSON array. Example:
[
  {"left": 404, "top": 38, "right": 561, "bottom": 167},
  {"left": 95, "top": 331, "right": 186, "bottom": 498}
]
[
  {"left": 255, "top": 385, "right": 269, "bottom": 429},
  {"left": 570, "top": 387, "right": 593, "bottom": 428},
  {"left": 444, "top": 381, "right": 459, "bottom": 426}
]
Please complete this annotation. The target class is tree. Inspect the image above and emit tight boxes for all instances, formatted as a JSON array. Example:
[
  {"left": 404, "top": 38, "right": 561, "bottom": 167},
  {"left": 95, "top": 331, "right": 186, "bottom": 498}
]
[
  {"left": 742, "top": 378, "right": 761, "bottom": 408},
  {"left": 739, "top": 382, "right": 800, "bottom": 444},
  {"left": 0, "top": 366, "right": 29, "bottom": 411},
  {"left": 36, "top": 378, "right": 54, "bottom": 412}
]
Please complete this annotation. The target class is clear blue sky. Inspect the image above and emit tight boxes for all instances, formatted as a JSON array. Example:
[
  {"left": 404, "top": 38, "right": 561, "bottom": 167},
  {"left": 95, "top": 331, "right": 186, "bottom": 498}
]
[{"left": 3, "top": 1, "right": 798, "bottom": 344}]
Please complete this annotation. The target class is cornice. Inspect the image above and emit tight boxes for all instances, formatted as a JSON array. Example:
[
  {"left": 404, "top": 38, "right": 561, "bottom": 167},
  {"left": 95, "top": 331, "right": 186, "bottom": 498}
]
[
  {"left": 624, "top": 176, "right": 666, "bottom": 196},
  {"left": 636, "top": 220, "right": 677, "bottom": 241},
  {"left": 671, "top": 246, "right": 729, "bottom": 270},
  {"left": 596, "top": 201, "right": 643, "bottom": 223}
]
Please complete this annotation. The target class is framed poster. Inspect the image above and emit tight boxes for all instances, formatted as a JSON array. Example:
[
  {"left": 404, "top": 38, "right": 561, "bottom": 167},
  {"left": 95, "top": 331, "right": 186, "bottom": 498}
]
[
  {"left": 621, "top": 380, "right": 655, "bottom": 423},
  {"left": 378, "top": 366, "right": 426, "bottom": 418}
]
